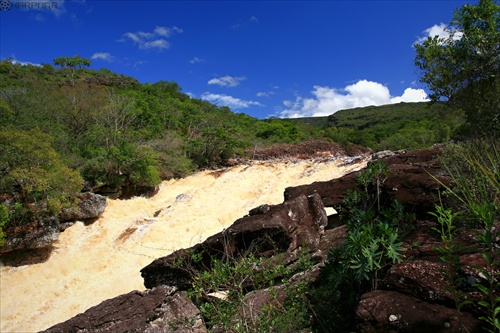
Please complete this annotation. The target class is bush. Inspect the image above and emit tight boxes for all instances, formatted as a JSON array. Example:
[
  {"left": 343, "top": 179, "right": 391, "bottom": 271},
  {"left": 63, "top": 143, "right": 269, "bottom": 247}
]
[
  {"left": 0, "top": 128, "right": 83, "bottom": 225},
  {"left": 312, "top": 161, "right": 414, "bottom": 331}
]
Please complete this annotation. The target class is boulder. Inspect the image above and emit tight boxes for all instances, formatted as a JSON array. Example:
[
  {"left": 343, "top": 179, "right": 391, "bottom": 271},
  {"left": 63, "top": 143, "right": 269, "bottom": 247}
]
[
  {"left": 356, "top": 290, "right": 483, "bottom": 333},
  {"left": 0, "top": 216, "right": 59, "bottom": 254},
  {"left": 59, "top": 192, "right": 107, "bottom": 223},
  {"left": 42, "top": 286, "right": 206, "bottom": 333}
]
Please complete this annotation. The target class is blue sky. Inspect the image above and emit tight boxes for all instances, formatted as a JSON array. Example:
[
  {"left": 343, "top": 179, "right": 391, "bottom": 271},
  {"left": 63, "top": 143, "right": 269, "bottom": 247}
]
[{"left": 0, "top": 0, "right": 476, "bottom": 119}]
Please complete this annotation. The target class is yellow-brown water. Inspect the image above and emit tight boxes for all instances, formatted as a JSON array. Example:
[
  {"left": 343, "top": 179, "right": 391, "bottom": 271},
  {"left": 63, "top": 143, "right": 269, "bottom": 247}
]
[{"left": 0, "top": 159, "right": 366, "bottom": 332}]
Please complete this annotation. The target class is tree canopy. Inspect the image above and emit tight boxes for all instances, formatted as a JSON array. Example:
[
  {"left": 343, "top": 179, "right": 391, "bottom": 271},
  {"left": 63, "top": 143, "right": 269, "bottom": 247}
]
[
  {"left": 53, "top": 55, "right": 91, "bottom": 69},
  {"left": 414, "top": 0, "right": 500, "bottom": 136}
]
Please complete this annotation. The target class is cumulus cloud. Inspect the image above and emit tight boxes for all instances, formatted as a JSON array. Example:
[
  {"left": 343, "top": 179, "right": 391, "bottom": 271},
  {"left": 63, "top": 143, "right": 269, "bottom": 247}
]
[
  {"left": 277, "top": 80, "right": 429, "bottom": 118},
  {"left": 201, "top": 92, "right": 263, "bottom": 109},
  {"left": 121, "top": 26, "right": 182, "bottom": 50},
  {"left": 208, "top": 75, "right": 246, "bottom": 87},
  {"left": 415, "top": 23, "right": 463, "bottom": 45},
  {"left": 91, "top": 52, "right": 114, "bottom": 62}
]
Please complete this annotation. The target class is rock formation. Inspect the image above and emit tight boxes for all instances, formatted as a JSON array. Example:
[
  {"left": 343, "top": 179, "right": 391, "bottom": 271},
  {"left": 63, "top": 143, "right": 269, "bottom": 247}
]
[
  {"left": 43, "top": 147, "right": 494, "bottom": 332},
  {"left": 0, "top": 192, "right": 107, "bottom": 254}
]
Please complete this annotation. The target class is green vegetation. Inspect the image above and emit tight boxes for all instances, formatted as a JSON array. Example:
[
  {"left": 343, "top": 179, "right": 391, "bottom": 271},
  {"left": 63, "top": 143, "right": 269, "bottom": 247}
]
[
  {"left": 291, "top": 102, "right": 465, "bottom": 150},
  {"left": 414, "top": 0, "right": 500, "bottom": 136},
  {"left": 0, "top": 128, "right": 84, "bottom": 225},
  {"left": 186, "top": 251, "right": 315, "bottom": 332},
  {"left": 430, "top": 140, "right": 500, "bottom": 332},
  {"left": 312, "top": 161, "right": 414, "bottom": 331}
]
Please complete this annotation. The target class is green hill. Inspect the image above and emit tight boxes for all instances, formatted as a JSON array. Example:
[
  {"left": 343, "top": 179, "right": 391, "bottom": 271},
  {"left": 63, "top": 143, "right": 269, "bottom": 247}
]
[
  {"left": 290, "top": 102, "right": 465, "bottom": 150},
  {"left": 0, "top": 58, "right": 468, "bottom": 247}
]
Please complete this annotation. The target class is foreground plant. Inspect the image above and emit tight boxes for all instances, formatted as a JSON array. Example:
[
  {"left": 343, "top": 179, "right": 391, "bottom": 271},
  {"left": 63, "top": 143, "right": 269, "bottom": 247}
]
[
  {"left": 431, "top": 139, "right": 500, "bottom": 332},
  {"left": 187, "top": 250, "right": 315, "bottom": 333},
  {"left": 313, "top": 161, "right": 412, "bottom": 331}
]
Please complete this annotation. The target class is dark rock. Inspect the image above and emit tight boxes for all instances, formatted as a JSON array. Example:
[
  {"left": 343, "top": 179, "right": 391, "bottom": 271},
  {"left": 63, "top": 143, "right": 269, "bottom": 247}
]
[
  {"left": 59, "top": 192, "right": 107, "bottom": 223},
  {"left": 248, "top": 204, "right": 270, "bottom": 216},
  {"left": 141, "top": 193, "right": 327, "bottom": 290},
  {"left": 315, "top": 224, "right": 348, "bottom": 261},
  {"left": 42, "top": 286, "right": 206, "bottom": 333},
  {"left": 0, "top": 216, "right": 59, "bottom": 254},
  {"left": 356, "top": 290, "right": 483, "bottom": 333},
  {"left": 383, "top": 260, "right": 455, "bottom": 303},
  {"left": 284, "top": 147, "right": 452, "bottom": 219},
  {"left": 284, "top": 171, "right": 359, "bottom": 209}
]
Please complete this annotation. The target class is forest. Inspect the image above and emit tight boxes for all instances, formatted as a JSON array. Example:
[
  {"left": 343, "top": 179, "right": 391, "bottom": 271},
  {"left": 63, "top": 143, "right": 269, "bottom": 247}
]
[{"left": 0, "top": 57, "right": 468, "bottom": 245}]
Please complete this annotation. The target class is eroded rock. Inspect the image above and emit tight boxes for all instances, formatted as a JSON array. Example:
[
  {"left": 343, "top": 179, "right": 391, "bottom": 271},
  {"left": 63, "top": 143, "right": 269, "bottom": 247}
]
[
  {"left": 356, "top": 290, "right": 483, "bottom": 333},
  {"left": 59, "top": 192, "right": 107, "bottom": 223},
  {"left": 42, "top": 286, "right": 206, "bottom": 333},
  {"left": 141, "top": 193, "right": 327, "bottom": 290}
]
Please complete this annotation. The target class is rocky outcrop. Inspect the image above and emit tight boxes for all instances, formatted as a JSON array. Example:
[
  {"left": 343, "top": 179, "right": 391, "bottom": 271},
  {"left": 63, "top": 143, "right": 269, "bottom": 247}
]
[
  {"left": 284, "top": 146, "right": 452, "bottom": 219},
  {"left": 356, "top": 290, "right": 482, "bottom": 333},
  {"left": 1, "top": 192, "right": 107, "bottom": 254},
  {"left": 0, "top": 217, "right": 60, "bottom": 254},
  {"left": 59, "top": 192, "right": 107, "bottom": 223},
  {"left": 43, "top": 286, "right": 206, "bottom": 333},
  {"left": 44, "top": 147, "right": 495, "bottom": 332},
  {"left": 141, "top": 193, "right": 327, "bottom": 290}
]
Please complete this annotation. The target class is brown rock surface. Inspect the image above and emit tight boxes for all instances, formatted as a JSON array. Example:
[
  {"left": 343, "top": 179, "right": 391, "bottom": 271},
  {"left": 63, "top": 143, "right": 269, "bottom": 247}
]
[
  {"left": 356, "top": 290, "right": 483, "bottom": 333},
  {"left": 141, "top": 193, "right": 327, "bottom": 290},
  {"left": 42, "top": 286, "right": 206, "bottom": 333}
]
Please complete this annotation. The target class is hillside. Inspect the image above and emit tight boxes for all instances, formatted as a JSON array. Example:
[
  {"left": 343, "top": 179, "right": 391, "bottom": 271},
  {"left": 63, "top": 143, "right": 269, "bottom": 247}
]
[{"left": 290, "top": 101, "right": 465, "bottom": 150}]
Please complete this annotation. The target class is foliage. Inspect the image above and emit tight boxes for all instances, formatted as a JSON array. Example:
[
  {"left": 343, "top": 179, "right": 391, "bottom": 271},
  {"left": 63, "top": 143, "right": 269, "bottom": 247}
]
[
  {"left": 313, "top": 161, "right": 413, "bottom": 331},
  {"left": 0, "top": 128, "right": 83, "bottom": 225},
  {"left": 187, "top": 251, "right": 315, "bottom": 332},
  {"left": 433, "top": 139, "right": 500, "bottom": 332},
  {"left": 429, "top": 206, "right": 473, "bottom": 315},
  {"left": 0, "top": 204, "right": 8, "bottom": 246},
  {"left": 53, "top": 55, "right": 91, "bottom": 69},
  {"left": 291, "top": 102, "right": 464, "bottom": 150},
  {"left": 0, "top": 98, "right": 13, "bottom": 126},
  {"left": 414, "top": 0, "right": 500, "bottom": 136}
]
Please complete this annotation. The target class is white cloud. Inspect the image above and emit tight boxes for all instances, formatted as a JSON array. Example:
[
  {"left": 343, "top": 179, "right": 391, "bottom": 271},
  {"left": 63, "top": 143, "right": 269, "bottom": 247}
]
[
  {"left": 257, "top": 91, "right": 275, "bottom": 97},
  {"left": 11, "top": 59, "right": 41, "bottom": 67},
  {"left": 277, "top": 80, "right": 429, "bottom": 118},
  {"left": 415, "top": 23, "right": 464, "bottom": 45},
  {"left": 142, "top": 39, "right": 170, "bottom": 50},
  {"left": 190, "top": 57, "right": 205, "bottom": 64},
  {"left": 201, "top": 92, "right": 263, "bottom": 109},
  {"left": 154, "top": 25, "right": 183, "bottom": 36},
  {"left": 121, "top": 26, "right": 182, "bottom": 50},
  {"left": 91, "top": 52, "right": 114, "bottom": 62},
  {"left": 208, "top": 75, "right": 246, "bottom": 87},
  {"left": 390, "top": 88, "right": 428, "bottom": 104},
  {"left": 250, "top": 16, "right": 259, "bottom": 23}
]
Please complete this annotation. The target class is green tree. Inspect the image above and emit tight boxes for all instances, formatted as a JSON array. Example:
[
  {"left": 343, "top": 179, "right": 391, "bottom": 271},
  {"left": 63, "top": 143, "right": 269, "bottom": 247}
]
[
  {"left": 53, "top": 55, "right": 91, "bottom": 69},
  {"left": 0, "top": 128, "right": 83, "bottom": 224},
  {"left": 0, "top": 98, "right": 13, "bottom": 126},
  {"left": 414, "top": 0, "right": 500, "bottom": 136}
]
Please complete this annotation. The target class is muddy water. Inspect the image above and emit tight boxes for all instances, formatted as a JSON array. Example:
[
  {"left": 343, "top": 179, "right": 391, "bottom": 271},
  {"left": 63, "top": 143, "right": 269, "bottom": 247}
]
[{"left": 0, "top": 159, "right": 366, "bottom": 332}]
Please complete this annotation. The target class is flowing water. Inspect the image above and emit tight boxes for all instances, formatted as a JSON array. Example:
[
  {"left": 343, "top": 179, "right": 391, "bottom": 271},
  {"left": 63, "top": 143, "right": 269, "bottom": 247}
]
[{"left": 0, "top": 158, "right": 366, "bottom": 332}]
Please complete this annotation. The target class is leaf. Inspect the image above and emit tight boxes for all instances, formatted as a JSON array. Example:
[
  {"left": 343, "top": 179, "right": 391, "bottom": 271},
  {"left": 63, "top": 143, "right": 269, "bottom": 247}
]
[{"left": 474, "top": 284, "right": 490, "bottom": 295}]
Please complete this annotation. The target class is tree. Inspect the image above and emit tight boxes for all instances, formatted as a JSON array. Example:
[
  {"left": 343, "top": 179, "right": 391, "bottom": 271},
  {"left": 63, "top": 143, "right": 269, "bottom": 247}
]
[
  {"left": 0, "top": 128, "right": 83, "bottom": 224},
  {"left": 414, "top": 0, "right": 500, "bottom": 136},
  {"left": 53, "top": 55, "right": 91, "bottom": 69}
]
